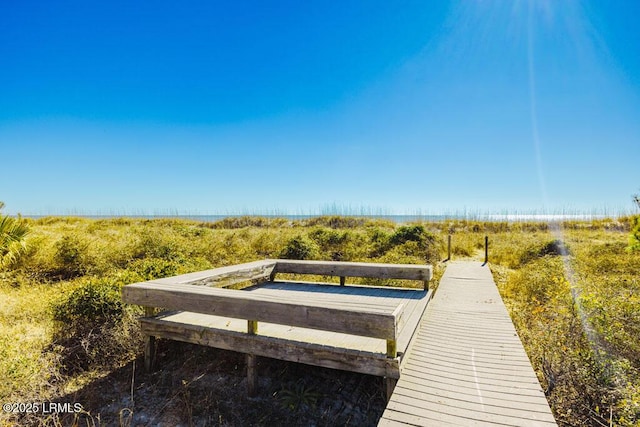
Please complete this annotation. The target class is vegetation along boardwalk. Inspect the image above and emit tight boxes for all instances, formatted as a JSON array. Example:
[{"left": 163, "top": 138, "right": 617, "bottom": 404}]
[{"left": 379, "top": 261, "right": 557, "bottom": 426}]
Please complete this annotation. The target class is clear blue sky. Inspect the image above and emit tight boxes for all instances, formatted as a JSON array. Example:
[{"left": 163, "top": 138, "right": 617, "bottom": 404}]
[{"left": 1, "top": 1, "right": 639, "bottom": 216}]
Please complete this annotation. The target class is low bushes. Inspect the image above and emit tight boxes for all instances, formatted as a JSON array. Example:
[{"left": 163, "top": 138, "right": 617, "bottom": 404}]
[
  {"left": 51, "top": 277, "right": 142, "bottom": 374},
  {"left": 280, "top": 236, "right": 319, "bottom": 260}
]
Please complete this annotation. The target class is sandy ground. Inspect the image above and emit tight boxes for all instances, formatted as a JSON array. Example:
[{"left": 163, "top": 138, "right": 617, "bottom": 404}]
[{"left": 16, "top": 340, "right": 387, "bottom": 426}]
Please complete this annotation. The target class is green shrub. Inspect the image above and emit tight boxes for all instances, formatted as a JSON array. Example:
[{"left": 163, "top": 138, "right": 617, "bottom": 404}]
[
  {"left": 519, "top": 239, "right": 570, "bottom": 265},
  {"left": 367, "top": 227, "right": 391, "bottom": 258},
  {"left": 389, "top": 225, "right": 428, "bottom": 247},
  {"left": 503, "top": 257, "right": 565, "bottom": 305},
  {"left": 133, "top": 231, "right": 182, "bottom": 261},
  {"left": 207, "top": 216, "right": 289, "bottom": 229},
  {"left": 52, "top": 279, "right": 123, "bottom": 327},
  {"left": 388, "top": 225, "right": 442, "bottom": 264},
  {"left": 53, "top": 235, "right": 89, "bottom": 278},
  {"left": 308, "top": 228, "right": 358, "bottom": 260},
  {"left": 303, "top": 216, "right": 384, "bottom": 229},
  {"left": 130, "top": 257, "right": 184, "bottom": 280},
  {"left": 280, "top": 236, "right": 319, "bottom": 260},
  {"left": 51, "top": 278, "right": 140, "bottom": 373}
]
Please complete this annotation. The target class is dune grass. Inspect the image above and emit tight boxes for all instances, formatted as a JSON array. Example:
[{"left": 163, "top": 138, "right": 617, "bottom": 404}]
[{"left": 0, "top": 215, "right": 638, "bottom": 426}]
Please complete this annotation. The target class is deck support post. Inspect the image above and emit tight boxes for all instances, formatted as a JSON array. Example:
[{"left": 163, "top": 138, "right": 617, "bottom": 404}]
[
  {"left": 384, "top": 377, "right": 398, "bottom": 402},
  {"left": 246, "top": 354, "right": 258, "bottom": 397},
  {"left": 248, "top": 320, "right": 258, "bottom": 335},
  {"left": 143, "top": 307, "right": 156, "bottom": 372},
  {"left": 384, "top": 337, "right": 398, "bottom": 401},
  {"left": 144, "top": 335, "right": 156, "bottom": 372},
  {"left": 247, "top": 320, "right": 259, "bottom": 396},
  {"left": 340, "top": 276, "right": 346, "bottom": 286},
  {"left": 386, "top": 339, "right": 397, "bottom": 359}
]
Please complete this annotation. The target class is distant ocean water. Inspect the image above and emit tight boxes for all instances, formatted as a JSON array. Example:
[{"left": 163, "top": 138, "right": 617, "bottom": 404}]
[{"left": 25, "top": 213, "right": 628, "bottom": 223}]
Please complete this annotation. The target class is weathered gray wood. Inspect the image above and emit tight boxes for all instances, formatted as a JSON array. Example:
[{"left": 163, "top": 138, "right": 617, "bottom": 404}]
[
  {"left": 378, "top": 262, "right": 557, "bottom": 426},
  {"left": 121, "top": 262, "right": 437, "bottom": 402},
  {"left": 149, "top": 259, "right": 277, "bottom": 288},
  {"left": 385, "top": 377, "right": 397, "bottom": 402},
  {"left": 271, "top": 260, "right": 432, "bottom": 281},
  {"left": 123, "top": 282, "right": 398, "bottom": 340},
  {"left": 396, "top": 290, "right": 431, "bottom": 356},
  {"left": 143, "top": 306, "right": 156, "bottom": 372},
  {"left": 144, "top": 335, "right": 155, "bottom": 372},
  {"left": 246, "top": 354, "right": 258, "bottom": 396},
  {"left": 148, "top": 285, "right": 428, "bottom": 352},
  {"left": 140, "top": 316, "right": 401, "bottom": 378}
]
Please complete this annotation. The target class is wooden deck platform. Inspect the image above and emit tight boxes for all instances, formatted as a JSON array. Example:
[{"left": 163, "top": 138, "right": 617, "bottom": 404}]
[
  {"left": 141, "top": 281, "right": 432, "bottom": 378},
  {"left": 123, "top": 260, "right": 434, "bottom": 397},
  {"left": 379, "top": 261, "right": 557, "bottom": 426}
]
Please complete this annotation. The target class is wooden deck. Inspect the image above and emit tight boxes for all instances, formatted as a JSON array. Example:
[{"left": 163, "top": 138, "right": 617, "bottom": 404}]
[
  {"left": 379, "top": 261, "right": 557, "bottom": 426},
  {"left": 140, "top": 281, "right": 432, "bottom": 378},
  {"left": 123, "top": 259, "right": 434, "bottom": 397}
]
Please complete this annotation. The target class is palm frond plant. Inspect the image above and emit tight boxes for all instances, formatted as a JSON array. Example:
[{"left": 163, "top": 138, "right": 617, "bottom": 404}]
[{"left": 0, "top": 201, "right": 30, "bottom": 268}]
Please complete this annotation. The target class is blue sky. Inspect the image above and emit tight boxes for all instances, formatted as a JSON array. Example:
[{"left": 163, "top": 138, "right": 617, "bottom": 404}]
[{"left": 1, "top": 1, "right": 639, "bottom": 216}]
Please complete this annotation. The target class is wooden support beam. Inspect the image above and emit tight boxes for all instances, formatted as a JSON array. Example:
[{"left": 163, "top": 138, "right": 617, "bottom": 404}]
[{"left": 141, "top": 318, "right": 401, "bottom": 378}]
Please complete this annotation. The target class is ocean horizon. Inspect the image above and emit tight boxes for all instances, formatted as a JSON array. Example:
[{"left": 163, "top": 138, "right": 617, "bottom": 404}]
[{"left": 22, "top": 211, "right": 633, "bottom": 223}]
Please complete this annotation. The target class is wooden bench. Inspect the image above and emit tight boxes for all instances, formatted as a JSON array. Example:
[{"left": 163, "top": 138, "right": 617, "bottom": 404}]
[{"left": 122, "top": 259, "right": 433, "bottom": 398}]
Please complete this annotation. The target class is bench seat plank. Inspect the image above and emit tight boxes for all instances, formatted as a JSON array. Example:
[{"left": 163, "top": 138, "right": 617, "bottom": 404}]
[{"left": 141, "top": 311, "right": 401, "bottom": 378}]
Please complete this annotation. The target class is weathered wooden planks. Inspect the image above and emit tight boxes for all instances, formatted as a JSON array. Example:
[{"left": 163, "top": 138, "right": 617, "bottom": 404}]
[
  {"left": 148, "top": 259, "right": 277, "bottom": 288},
  {"left": 141, "top": 313, "right": 400, "bottom": 378},
  {"left": 123, "top": 282, "right": 398, "bottom": 340},
  {"left": 143, "top": 259, "right": 432, "bottom": 288},
  {"left": 378, "top": 262, "right": 557, "bottom": 426},
  {"left": 271, "top": 259, "right": 432, "bottom": 282},
  {"left": 121, "top": 259, "right": 434, "bottom": 399}
]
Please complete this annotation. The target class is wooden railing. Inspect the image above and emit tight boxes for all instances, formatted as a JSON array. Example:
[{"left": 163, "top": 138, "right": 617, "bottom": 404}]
[
  {"left": 123, "top": 281, "right": 401, "bottom": 340},
  {"left": 142, "top": 259, "right": 433, "bottom": 290}
]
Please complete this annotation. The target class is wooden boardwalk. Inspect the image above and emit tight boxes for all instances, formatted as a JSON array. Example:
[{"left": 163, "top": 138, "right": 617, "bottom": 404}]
[{"left": 379, "top": 261, "right": 557, "bottom": 426}]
